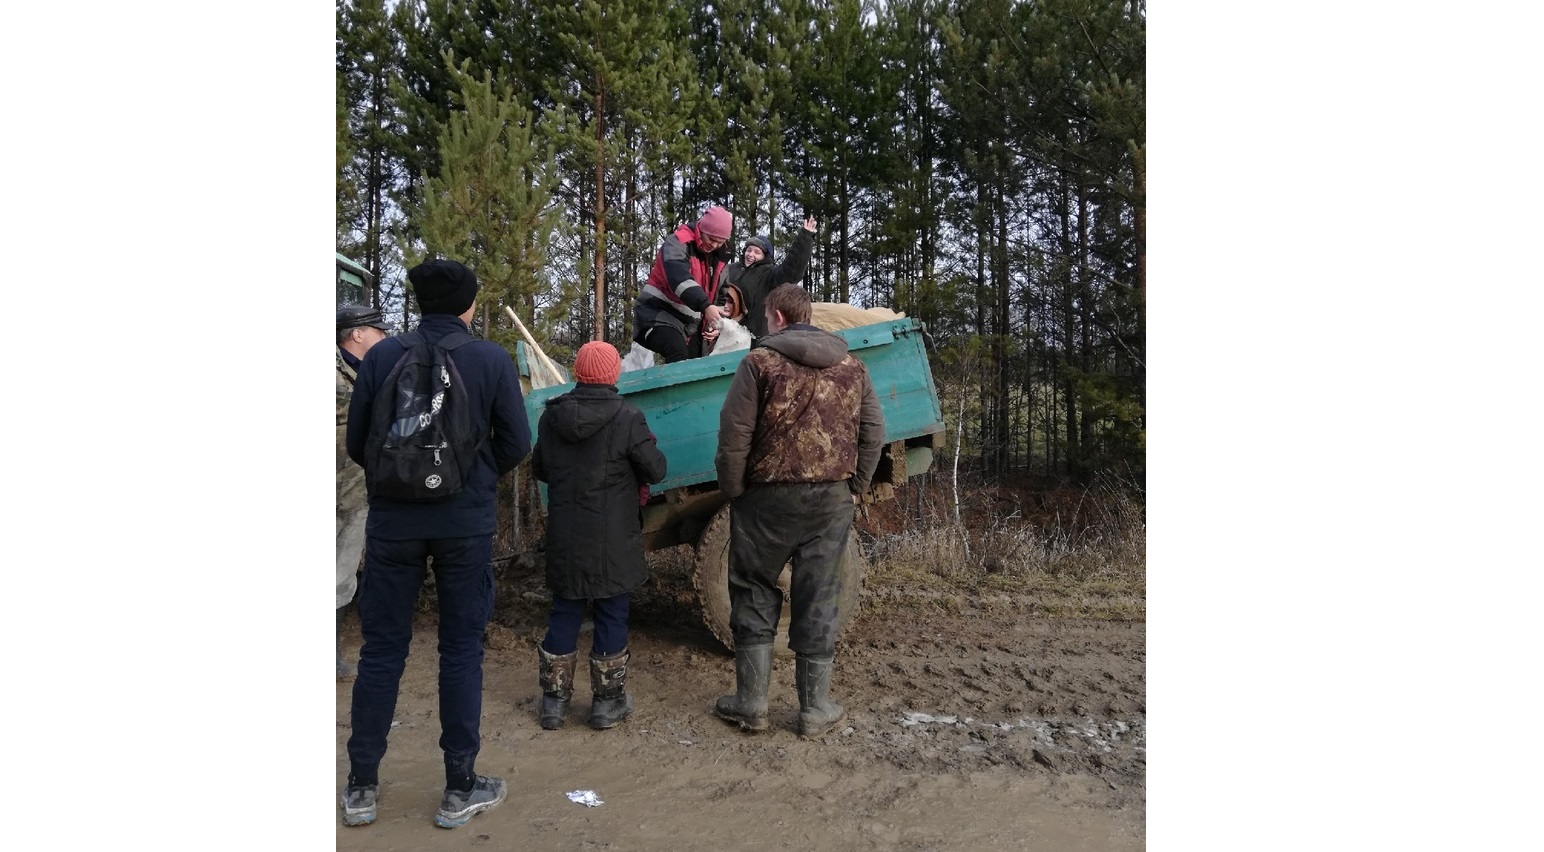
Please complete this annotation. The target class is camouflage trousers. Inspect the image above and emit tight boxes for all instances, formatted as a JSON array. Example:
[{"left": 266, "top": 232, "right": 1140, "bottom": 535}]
[
  {"left": 727, "top": 481, "right": 855, "bottom": 657},
  {"left": 337, "top": 462, "right": 367, "bottom": 608}
]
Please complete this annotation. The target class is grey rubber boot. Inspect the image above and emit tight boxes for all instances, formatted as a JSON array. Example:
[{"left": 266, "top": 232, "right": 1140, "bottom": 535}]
[
  {"left": 795, "top": 655, "right": 847, "bottom": 738},
  {"left": 537, "top": 645, "right": 578, "bottom": 730},
  {"left": 587, "top": 648, "right": 634, "bottom": 730},
  {"left": 336, "top": 609, "right": 356, "bottom": 680},
  {"left": 713, "top": 643, "right": 774, "bottom": 732}
]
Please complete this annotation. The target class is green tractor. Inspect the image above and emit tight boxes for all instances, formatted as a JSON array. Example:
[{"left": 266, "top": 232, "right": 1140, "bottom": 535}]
[{"left": 336, "top": 253, "right": 373, "bottom": 308}]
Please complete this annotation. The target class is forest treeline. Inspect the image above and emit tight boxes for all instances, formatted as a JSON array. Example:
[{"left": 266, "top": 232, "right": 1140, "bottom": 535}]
[{"left": 336, "top": 0, "right": 1143, "bottom": 485}]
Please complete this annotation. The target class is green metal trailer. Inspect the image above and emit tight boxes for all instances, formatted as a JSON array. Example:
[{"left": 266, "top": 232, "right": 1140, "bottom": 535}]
[{"left": 518, "top": 317, "right": 945, "bottom": 654}]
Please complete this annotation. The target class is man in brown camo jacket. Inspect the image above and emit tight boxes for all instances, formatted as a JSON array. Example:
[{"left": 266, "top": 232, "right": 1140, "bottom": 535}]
[{"left": 712, "top": 284, "right": 885, "bottom": 738}]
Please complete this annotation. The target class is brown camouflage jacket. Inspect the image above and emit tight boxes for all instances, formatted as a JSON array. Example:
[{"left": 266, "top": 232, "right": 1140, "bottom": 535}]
[{"left": 715, "top": 325, "right": 885, "bottom": 499}]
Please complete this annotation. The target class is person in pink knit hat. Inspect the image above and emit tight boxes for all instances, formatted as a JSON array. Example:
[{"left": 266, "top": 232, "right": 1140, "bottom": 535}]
[
  {"left": 530, "top": 341, "right": 668, "bottom": 730},
  {"left": 633, "top": 204, "right": 735, "bottom": 362}
]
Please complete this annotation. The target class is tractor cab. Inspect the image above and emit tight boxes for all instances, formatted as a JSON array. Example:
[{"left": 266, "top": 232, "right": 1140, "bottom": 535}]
[{"left": 336, "top": 253, "right": 373, "bottom": 307}]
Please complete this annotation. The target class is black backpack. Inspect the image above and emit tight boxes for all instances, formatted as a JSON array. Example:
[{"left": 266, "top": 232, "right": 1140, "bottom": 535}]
[{"left": 363, "top": 330, "right": 484, "bottom": 501}]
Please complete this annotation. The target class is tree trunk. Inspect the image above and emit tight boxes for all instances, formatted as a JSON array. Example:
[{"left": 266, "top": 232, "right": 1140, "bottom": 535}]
[
  {"left": 838, "top": 165, "right": 851, "bottom": 304},
  {"left": 975, "top": 182, "right": 991, "bottom": 473},
  {"left": 1077, "top": 178, "right": 1093, "bottom": 482},
  {"left": 994, "top": 178, "right": 1010, "bottom": 474},
  {"left": 625, "top": 143, "right": 639, "bottom": 343},
  {"left": 592, "top": 83, "right": 607, "bottom": 342},
  {"left": 1059, "top": 178, "right": 1079, "bottom": 481}
]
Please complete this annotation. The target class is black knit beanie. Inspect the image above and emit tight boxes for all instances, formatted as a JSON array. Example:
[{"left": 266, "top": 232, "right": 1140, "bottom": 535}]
[{"left": 408, "top": 259, "right": 479, "bottom": 315}]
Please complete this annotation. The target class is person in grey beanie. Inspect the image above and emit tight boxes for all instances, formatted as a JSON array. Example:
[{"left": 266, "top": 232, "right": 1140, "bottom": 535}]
[{"left": 718, "top": 217, "right": 818, "bottom": 340}]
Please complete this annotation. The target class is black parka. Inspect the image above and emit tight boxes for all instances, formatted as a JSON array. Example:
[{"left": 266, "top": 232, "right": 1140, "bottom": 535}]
[
  {"left": 719, "top": 228, "right": 815, "bottom": 338},
  {"left": 531, "top": 384, "right": 668, "bottom": 599}
]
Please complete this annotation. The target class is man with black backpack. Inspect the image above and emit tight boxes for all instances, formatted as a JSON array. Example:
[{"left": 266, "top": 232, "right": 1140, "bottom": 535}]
[{"left": 341, "top": 258, "right": 532, "bottom": 830}]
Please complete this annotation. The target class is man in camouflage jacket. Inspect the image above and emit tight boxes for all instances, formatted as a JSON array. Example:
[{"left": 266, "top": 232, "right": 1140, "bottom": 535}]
[
  {"left": 336, "top": 305, "right": 392, "bottom": 678},
  {"left": 712, "top": 284, "right": 885, "bottom": 738}
]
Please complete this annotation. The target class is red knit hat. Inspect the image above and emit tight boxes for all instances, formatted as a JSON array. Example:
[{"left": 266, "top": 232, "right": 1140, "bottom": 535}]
[
  {"left": 573, "top": 341, "right": 622, "bottom": 385},
  {"left": 696, "top": 205, "right": 733, "bottom": 241}
]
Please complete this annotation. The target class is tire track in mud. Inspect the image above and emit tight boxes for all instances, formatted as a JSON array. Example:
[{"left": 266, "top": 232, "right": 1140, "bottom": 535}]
[
  {"left": 487, "top": 569, "right": 1145, "bottom": 792},
  {"left": 830, "top": 618, "right": 1146, "bottom": 790},
  {"left": 339, "top": 610, "right": 1146, "bottom": 850}
]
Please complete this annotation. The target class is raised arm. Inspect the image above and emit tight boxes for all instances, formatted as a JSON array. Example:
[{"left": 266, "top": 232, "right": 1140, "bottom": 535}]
[{"left": 773, "top": 218, "right": 817, "bottom": 285}]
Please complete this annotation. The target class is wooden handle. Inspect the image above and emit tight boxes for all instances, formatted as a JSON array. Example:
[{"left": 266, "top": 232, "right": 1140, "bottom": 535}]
[{"left": 503, "top": 305, "right": 565, "bottom": 385}]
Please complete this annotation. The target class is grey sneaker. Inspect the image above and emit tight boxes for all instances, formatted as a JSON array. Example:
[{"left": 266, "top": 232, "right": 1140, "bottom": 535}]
[
  {"left": 340, "top": 784, "right": 378, "bottom": 826},
  {"left": 434, "top": 775, "right": 507, "bottom": 828}
]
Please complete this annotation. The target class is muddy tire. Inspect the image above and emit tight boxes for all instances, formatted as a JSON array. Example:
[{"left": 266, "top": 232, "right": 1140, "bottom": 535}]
[{"left": 691, "top": 503, "right": 866, "bottom": 658}]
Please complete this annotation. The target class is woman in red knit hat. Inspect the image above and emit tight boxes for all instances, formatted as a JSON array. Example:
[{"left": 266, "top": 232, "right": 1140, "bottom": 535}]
[{"left": 530, "top": 341, "right": 668, "bottom": 730}]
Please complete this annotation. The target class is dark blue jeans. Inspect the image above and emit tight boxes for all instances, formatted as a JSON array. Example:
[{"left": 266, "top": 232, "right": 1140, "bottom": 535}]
[
  {"left": 542, "top": 594, "right": 631, "bottom": 657},
  {"left": 347, "top": 534, "right": 494, "bottom": 781}
]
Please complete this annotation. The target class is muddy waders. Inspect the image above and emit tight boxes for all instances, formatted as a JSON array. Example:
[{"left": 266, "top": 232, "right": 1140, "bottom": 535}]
[
  {"left": 795, "top": 654, "right": 846, "bottom": 737},
  {"left": 714, "top": 643, "right": 774, "bottom": 732}
]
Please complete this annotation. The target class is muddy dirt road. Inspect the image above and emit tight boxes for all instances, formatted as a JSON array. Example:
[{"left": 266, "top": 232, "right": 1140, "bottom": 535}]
[{"left": 334, "top": 607, "right": 1145, "bottom": 851}]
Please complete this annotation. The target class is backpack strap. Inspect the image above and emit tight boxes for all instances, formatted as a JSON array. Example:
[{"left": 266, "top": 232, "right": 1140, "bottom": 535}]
[
  {"left": 434, "top": 330, "right": 478, "bottom": 352},
  {"left": 430, "top": 329, "right": 489, "bottom": 457}
]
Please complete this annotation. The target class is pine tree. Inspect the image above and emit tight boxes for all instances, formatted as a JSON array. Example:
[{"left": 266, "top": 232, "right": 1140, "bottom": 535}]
[
  {"left": 939, "top": 0, "right": 1025, "bottom": 474},
  {"left": 337, "top": 73, "right": 356, "bottom": 244},
  {"left": 337, "top": 0, "right": 405, "bottom": 307},
  {"left": 1012, "top": 0, "right": 1145, "bottom": 478},
  {"left": 785, "top": 0, "right": 893, "bottom": 304},
  {"left": 334, "top": 0, "right": 1146, "bottom": 483},
  {"left": 412, "top": 59, "right": 568, "bottom": 354},
  {"left": 873, "top": 0, "right": 947, "bottom": 322},
  {"left": 537, "top": 0, "right": 699, "bottom": 341}
]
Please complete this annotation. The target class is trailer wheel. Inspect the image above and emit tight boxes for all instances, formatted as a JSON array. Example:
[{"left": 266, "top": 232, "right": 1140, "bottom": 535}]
[{"left": 691, "top": 503, "right": 866, "bottom": 658}]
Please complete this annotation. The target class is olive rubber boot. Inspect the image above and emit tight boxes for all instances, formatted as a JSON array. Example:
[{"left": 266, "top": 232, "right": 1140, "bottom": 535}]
[
  {"left": 587, "top": 648, "right": 634, "bottom": 730},
  {"left": 336, "top": 609, "right": 356, "bottom": 680},
  {"left": 713, "top": 643, "right": 774, "bottom": 732},
  {"left": 795, "top": 655, "right": 847, "bottom": 738},
  {"left": 537, "top": 645, "right": 579, "bottom": 730}
]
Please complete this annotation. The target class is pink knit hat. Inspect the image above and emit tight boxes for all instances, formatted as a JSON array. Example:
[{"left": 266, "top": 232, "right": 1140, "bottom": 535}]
[
  {"left": 696, "top": 205, "right": 733, "bottom": 241},
  {"left": 573, "top": 341, "right": 622, "bottom": 386}
]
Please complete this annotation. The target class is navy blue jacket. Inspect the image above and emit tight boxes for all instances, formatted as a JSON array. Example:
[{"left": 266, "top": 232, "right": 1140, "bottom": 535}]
[{"left": 346, "top": 314, "right": 532, "bottom": 540}]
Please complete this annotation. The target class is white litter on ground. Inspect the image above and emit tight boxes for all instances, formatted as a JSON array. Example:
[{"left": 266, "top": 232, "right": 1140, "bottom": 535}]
[
  {"left": 567, "top": 790, "right": 604, "bottom": 807},
  {"left": 899, "top": 711, "right": 958, "bottom": 726}
]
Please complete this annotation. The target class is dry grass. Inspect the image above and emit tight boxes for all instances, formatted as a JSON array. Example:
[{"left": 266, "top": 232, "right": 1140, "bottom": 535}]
[
  {"left": 492, "top": 479, "right": 1146, "bottom": 630},
  {"left": 860, "top": 482, "right": 1146, "bottom": 622}
]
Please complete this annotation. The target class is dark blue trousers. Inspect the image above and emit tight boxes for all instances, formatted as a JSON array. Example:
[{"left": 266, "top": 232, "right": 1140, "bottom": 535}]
[
  {"left": 542, "top": 594, "right": 631, "bottom": 657},
  {"left": 347, "top": 534, "right": 494, "bottom": 782}
]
